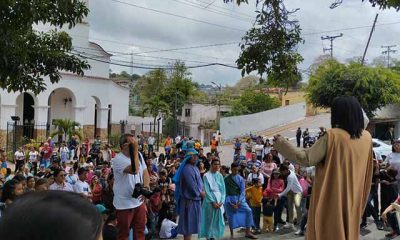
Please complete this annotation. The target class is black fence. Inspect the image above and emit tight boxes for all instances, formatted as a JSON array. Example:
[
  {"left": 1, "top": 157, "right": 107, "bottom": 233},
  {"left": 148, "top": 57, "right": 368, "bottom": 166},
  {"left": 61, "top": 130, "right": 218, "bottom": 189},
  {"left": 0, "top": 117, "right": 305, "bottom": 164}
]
[{"left": 6, "top": 122, "right": 49, "bottom": 159}]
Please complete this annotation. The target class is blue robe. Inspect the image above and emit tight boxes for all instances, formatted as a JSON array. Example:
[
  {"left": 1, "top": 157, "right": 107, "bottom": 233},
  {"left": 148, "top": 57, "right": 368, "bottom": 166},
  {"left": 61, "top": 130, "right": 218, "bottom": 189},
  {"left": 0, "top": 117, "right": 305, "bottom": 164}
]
[
  {"left": 224, "top": 174, "right": 254, "bottom": 229},
  {"left": 177, "top": 163, "right": 203, "bottom": 236},
  {"left": 199, "top": 172, "right": 226, "bottom": 239}
]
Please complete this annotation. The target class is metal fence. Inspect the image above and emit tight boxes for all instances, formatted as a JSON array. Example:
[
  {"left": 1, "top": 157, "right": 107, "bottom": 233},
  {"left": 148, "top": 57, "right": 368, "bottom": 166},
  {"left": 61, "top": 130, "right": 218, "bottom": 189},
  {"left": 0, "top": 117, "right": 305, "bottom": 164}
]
[{"left": 6, "top": 121, "right": 49, "bottom": 158}]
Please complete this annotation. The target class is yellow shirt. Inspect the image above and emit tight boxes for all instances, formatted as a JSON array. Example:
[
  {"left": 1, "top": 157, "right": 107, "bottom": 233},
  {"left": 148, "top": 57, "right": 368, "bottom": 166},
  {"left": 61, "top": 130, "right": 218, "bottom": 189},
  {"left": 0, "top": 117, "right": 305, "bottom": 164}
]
[
  {"left": 245, "top": 185, "right": 263, "bottom": 207},
  {"left": 194, "top": 142, "right": 201, "bottom": 150}
]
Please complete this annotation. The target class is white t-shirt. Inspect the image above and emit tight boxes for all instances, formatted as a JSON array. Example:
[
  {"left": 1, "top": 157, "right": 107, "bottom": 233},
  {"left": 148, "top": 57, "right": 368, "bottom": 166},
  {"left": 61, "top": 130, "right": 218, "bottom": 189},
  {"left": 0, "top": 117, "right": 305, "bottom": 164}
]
[
  {"left": 279, "top": 170, "right": 303, "bottom": 197},
  {"left": 49, "top": 182, "right": 73, "bottom": 192},
  {"left": 254, "top": 144, "right": 264, "bottom": 156},
  {"left": 74, "top": 179, "right": 91, "bottom": 196},
  {"left": 66, "top": 174, "right": 78, "bottom": 185},
  {"left": 148, "top": 136, "right": 155, "bottom": 145},
  {"left": 247, "top": 172, "right": 264, "bottom": 185},
  {"left": 113, "top": 152, "right": 146, "bottom": 210},
  {"left": 15, "top": 151, "right": 25, "bottom": 161},
  {"left": 29, "top": 151, "right": 38, "bottom": 162},
  {"left": 159, "top": 219, "right": 178, "bottom": 239}
]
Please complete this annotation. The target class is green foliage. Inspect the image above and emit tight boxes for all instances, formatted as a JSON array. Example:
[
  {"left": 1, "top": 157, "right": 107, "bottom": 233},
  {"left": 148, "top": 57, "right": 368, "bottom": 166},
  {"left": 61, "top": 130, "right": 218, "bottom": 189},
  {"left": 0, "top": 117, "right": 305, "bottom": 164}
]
[
  {"left": 108, "top": 133, "right": 121, "bottom": 149},
  {"left": 306, "top": 59, "right": 400, "bottom": 118},
  {"left": 0, "top": 0, "right": 90, "bottom": 94},
  {"left": 224, "top": 0, "right": 303, "bottom": 89},
  {"left": 50, "top": 119, "right": 82, "bottom": 141},
  {"left": 227, "top": 89, "right": 280, "bottom": 116},
  {"left": 134, "top": 61, "right": 199, "bottom": 116},
  {"left": 363, "top": 0, "right": 400, "bottom": 10},
  {"left": 226, "top": 0, "right": 400, "bottom": 10}
]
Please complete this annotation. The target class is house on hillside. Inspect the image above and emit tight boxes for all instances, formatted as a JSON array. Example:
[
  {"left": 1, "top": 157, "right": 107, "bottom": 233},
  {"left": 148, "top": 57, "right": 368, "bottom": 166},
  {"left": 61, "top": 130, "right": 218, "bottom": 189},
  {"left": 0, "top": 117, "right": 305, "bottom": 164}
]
[
  {"left": 0, "top": 0, "right": 129, "bottom": 149},
  {"left": 177, "top": 103, "right": 231, "bottom": 145}
]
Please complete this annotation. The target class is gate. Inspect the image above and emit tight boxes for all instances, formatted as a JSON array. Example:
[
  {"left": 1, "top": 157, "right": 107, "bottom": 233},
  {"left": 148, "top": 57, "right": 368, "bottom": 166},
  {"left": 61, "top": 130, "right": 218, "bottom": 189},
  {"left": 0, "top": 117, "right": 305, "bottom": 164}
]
[{"left": 6, "top": 121, "right": 49, "bottom": 159}]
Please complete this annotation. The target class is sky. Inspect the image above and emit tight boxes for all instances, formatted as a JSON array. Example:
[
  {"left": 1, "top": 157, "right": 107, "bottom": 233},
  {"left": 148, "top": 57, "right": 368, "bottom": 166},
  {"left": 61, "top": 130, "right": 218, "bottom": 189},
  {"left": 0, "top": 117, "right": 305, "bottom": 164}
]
[{"left": 85, "top": 0, "right": 400, "bottom": 86}]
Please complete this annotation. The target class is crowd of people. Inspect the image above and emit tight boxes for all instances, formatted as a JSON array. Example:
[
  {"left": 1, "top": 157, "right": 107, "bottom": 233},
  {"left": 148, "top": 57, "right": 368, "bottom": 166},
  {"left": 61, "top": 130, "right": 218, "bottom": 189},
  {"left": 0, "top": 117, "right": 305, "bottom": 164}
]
[{"left": 3, "top": 97, "right": 400, "bottom": 240}]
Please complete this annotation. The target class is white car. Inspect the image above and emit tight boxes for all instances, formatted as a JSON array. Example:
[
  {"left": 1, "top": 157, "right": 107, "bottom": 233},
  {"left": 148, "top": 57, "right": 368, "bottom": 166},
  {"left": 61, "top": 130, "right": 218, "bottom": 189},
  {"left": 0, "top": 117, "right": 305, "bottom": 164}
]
[{"left": 372, "top": 138, "right": 392, "bottom": 160}]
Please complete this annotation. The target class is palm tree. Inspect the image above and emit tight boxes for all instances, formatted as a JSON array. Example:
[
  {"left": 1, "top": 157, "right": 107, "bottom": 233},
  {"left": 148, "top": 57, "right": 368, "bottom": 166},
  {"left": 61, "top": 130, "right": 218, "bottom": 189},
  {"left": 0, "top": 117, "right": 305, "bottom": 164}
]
[
  {"left": 50, "top": 119, "right": 83, "bottom": 143},
  {"left": 142, "top": 96, "right": 170, "bottom": 133}
]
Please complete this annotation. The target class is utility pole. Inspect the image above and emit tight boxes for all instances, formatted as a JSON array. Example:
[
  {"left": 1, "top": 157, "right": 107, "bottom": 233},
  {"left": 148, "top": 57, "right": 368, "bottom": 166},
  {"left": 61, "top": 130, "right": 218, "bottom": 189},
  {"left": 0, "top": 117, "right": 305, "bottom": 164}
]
[
  {"left": 362, "top": 14, "right": 378, "bottom": 65},
  {"left": 211, "top": 81, "right": 222, "bottom": 130},
  {"left": 382, "top": 45, "right": 397, "bottom": 68},
  {"left": 321, "top": 33, "right": 343, "bottom": 58}
]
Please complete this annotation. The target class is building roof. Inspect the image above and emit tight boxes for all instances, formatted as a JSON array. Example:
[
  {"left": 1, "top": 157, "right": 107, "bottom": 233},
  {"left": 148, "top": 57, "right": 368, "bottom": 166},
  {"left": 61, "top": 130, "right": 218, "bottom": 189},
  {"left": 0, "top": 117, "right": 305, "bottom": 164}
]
[{"left": 88, "top": 41, "right": 113, "bottom": 57}]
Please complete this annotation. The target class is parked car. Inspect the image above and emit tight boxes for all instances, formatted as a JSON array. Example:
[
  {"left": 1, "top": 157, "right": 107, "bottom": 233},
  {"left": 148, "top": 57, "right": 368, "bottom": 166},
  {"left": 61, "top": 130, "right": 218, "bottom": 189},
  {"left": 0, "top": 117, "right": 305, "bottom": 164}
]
[{"left": 372, "top": 138, "right": 392, "bottom": 160}]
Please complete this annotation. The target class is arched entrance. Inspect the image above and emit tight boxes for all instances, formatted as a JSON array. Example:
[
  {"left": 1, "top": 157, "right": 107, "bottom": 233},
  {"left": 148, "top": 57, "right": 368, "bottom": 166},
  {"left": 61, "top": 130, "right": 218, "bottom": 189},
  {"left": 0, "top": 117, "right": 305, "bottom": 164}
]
[
  {"left": 15, "top": 92, "right": 36, "bottom": 139},
  {"left": 92, "top": 96, "right": 101, "bottom": 138},
  {"left": 47, "top": 88, "right": 76, "bottom": 128}
]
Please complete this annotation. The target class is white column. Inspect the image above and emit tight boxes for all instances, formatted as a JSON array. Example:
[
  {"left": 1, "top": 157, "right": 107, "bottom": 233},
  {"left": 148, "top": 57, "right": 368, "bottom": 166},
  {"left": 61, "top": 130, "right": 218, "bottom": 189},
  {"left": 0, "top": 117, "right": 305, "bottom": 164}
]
[
  {"left": 0, "top": 104, "right": 17, "bottom": 130},
  {"left": 73, "top": 105, "right": 86, "bottom": 126},
  {"left": 34, "top": 105, "right": 50, "bottom": 125},
  {"left": 97, "top": 107, "right": 110, "bottom": 129},
  {"left": 395, "top": 121, "right": 400, "bottom": 139}
]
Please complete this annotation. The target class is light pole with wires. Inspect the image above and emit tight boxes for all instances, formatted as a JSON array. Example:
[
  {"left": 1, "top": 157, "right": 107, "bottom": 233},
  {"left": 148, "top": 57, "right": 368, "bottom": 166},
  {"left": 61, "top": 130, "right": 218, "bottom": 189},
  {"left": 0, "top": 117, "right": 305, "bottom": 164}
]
[{"left": 211, "top": 81, "right": 222, "bottom": 130}]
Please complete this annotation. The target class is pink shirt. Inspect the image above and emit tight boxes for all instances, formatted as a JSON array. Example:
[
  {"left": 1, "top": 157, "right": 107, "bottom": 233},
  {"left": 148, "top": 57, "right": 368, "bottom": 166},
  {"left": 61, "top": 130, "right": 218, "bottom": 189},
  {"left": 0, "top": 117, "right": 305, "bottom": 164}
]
[
  {"left": 261, "top": 162, "right": 277, "bottom": 177},
  {"left": 263, "top": 178, "right": 284, "bottom": 198},
  {"left": 299, "top": 177, "right": 310, "bottom": 197}
]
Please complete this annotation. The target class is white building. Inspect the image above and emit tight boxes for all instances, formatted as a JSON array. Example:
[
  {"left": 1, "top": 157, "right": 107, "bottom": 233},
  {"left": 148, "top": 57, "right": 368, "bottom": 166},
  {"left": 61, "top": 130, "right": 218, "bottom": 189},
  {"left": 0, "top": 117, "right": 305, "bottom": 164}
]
[
  {"left": 0, "top": 0, "right": 129, "bottom": 147},
  {"left": 178, "top": 103, "right": 231, "bottom": 145}
]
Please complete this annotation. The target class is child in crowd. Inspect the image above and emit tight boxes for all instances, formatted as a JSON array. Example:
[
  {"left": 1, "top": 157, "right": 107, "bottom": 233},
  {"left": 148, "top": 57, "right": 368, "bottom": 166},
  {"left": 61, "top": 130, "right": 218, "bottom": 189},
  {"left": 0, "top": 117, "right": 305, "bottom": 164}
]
[
  {"left": 246, "top": 178, "right": 263, "bottom": 234},
  {"left": 159, "top": 212, "right": 178, "bottom": 239},
  {"left": 262, "top": 198, "right": 275, "bottom": 232}
]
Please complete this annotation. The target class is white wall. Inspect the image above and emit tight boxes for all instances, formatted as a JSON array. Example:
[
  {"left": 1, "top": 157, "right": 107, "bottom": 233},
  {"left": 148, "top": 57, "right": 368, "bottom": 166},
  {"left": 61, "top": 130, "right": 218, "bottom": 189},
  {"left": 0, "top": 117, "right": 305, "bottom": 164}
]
[
  {"left": 127, "top": 116, "right": 163, "bottom": 134},
  {"left": 220, "top": 102, "right": 306, "bottom": 140}
]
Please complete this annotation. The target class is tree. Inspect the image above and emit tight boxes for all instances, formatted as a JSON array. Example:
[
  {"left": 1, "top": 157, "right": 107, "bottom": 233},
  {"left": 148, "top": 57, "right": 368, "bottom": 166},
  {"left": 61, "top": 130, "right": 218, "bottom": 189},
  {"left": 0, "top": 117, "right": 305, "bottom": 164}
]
[
  {"left": 142, "top": 96, "right": 171, "bottom": 133},
  {"left": 233, "top": 0, "right": 303, "bottom": 89},
  {"left": 227, "top": 89, "right": 280, "bottom": 116},
  {"left": 305, "top": 59, "right": 400, "bottom": 118},
  {"left": 226, "top": 0, "right": 400, "bottom": 11},
  {"left": 51, "top": 119, "right": 82, "bottom": 143},
  {"left": 0, "top": 1, "right": 90, "bottom": 94}
]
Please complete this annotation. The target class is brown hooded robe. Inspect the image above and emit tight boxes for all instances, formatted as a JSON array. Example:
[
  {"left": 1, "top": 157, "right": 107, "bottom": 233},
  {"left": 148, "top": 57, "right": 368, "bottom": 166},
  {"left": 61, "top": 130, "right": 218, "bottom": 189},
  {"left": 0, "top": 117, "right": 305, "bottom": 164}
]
[{"left": 274, "top": 128, "right": 373, "bottom": 240}]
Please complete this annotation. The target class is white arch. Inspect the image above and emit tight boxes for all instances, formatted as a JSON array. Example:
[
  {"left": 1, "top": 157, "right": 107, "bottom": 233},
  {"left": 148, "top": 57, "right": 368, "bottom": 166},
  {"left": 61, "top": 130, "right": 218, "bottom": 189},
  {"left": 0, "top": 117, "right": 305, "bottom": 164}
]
[{"left": 48, "top": 88, "right": 77, "bottom": 124}]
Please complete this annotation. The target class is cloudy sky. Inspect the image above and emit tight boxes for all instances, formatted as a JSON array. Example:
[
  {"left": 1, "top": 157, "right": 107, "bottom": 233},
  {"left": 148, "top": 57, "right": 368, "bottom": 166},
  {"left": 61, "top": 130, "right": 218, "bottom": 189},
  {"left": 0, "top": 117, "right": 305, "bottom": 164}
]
[{"left": 85, "top": 0, "right": 400, "bottom": 86}]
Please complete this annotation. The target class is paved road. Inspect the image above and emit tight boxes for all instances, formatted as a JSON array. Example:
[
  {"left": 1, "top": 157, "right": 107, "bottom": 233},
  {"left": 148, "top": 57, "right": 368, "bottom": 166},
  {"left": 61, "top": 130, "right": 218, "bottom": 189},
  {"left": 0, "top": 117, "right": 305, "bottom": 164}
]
[{"left": 199, "top": 113, "right": 392, "bottom": 239}]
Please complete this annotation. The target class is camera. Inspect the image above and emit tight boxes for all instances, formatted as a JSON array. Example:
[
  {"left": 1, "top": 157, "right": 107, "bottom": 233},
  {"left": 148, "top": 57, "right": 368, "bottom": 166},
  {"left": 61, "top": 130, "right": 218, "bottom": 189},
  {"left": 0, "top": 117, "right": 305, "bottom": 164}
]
[{"left": 132, "top": 183, "right": 155, "bottom": 199}]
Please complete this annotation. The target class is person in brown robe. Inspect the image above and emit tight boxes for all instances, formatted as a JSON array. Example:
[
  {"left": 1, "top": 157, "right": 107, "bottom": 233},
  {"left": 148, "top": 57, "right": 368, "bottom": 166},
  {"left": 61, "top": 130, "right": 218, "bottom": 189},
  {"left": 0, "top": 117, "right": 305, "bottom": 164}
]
[{"left": 274, "top": 96, "right": 373, "bottom": 240}]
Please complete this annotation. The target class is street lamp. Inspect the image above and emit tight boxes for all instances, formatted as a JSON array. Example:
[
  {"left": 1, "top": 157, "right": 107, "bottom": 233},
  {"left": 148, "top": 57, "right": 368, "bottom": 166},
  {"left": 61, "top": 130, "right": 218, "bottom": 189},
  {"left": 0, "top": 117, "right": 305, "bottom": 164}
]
[{"left": 11, "top": 116, "right": 20, "bottom": 159}]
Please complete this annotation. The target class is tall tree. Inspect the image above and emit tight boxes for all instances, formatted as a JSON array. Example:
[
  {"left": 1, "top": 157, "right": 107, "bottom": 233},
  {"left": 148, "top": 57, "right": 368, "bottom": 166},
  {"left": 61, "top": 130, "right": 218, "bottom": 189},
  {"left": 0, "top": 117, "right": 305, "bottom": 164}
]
[
  {"left": 225, "top": 0, "right": 303, "bottom": 89},
  {"left": 142, "top": 96, "right": 171, "bottom": 133},
  {"left": 0, "top": 0, "right": 90, "bottom": 94},
  {"left": 306, "top": 59, "right": 400, "bottom": 118}
]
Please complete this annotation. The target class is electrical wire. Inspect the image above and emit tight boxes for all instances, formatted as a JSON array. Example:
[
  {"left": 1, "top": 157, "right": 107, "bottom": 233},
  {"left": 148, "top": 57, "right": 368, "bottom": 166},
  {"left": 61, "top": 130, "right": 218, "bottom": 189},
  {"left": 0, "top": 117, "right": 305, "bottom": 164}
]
[
  {"left": 72, "top": 51, "right": 238, "bottom": 69},
  {"left": 110, "top": 0, "right": 248, "bottom": 32}
]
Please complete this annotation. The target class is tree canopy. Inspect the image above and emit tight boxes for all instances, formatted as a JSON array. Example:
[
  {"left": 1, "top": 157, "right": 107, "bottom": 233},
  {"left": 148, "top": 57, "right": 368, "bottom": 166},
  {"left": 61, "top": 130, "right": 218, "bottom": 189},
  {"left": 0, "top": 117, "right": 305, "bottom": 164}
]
[
  {"left": 305, "top": 59, "right": 400, "bottom": 118},
  {"left": 0, "top": 0, "right": 90, "bottom": 94},
  {"left": 230, "top": 0, "right": 303, "bottom": 89},
  {"left": 227, "top": 89, "right": 280, "bottom": 116}
]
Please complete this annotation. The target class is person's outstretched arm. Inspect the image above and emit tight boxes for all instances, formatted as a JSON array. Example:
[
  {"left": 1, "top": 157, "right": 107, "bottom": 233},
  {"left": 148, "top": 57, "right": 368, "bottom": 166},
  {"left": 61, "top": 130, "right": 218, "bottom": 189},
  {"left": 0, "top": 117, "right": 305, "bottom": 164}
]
[{"left": 274, "top": 134, "right": 327, "bottom": 167}]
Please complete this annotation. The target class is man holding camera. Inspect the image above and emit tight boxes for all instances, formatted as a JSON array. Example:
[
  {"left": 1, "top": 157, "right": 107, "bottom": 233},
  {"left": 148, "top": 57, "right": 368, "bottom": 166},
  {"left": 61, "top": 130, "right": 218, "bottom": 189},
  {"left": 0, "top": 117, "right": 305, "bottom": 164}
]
[{"left": 113, "top": 133, "right": 150, "bottom": 240}]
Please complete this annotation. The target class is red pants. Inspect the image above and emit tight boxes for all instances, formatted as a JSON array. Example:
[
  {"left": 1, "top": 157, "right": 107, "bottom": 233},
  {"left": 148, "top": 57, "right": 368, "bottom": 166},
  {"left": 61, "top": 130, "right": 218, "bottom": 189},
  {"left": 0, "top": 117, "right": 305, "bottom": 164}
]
[{"left": 116, "top": 203, "right": 147, "bottom": 240}]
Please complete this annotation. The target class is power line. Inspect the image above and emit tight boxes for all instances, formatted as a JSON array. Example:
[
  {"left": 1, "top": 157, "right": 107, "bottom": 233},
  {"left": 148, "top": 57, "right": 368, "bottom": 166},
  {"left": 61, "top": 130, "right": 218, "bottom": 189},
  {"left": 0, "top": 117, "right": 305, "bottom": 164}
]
[
  {"left": 168, "top": 0, "right": 252, "bottom": 22},
  {"left": 110, "top": 0, "right": 247, "bottom": 32},
  {"left": 381, "top": 45, "right": 397, "bottom": 68},
  {"left": 72, "top": 51, "right": 238, "bottom": 70},
  {"left": 321, "top": 33, "right": 343, "bottom": 58},
  {"left": 114, "top": 42, "right": 238, "bottom": 56}
]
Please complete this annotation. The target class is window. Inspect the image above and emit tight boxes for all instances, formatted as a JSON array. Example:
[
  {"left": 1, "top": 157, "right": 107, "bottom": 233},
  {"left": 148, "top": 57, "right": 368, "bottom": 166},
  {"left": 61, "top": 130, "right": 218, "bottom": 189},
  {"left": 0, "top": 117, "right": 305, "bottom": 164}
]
[
  {"left": 185, "top": 109, "right": 191, "bottom": 117},
  {"left": 177, "top": 109, "right": 182, "bottom": 116}
]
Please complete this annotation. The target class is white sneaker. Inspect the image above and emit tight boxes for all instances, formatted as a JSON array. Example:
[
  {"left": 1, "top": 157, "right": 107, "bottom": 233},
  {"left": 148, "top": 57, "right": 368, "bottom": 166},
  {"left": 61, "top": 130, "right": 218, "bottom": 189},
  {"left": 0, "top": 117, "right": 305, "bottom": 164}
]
[
  {"left": 295, "top": 230, "right": 304, "bottom": 235},
  {"left": 283, "top": 223, "right": 294, "bottom": 229}
]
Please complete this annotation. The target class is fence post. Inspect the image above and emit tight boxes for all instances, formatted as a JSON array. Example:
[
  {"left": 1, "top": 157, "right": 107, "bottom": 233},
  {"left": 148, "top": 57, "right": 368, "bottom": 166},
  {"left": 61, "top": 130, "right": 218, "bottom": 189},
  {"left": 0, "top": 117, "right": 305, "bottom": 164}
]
[{"left": 157, "top": 118, "right": 161, "bottom": 152}]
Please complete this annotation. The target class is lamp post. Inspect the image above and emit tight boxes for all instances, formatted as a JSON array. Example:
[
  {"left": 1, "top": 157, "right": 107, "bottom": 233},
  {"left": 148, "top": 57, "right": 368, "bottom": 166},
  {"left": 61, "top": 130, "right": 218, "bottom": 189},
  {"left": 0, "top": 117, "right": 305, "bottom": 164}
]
[
  {"left": 211, "top": 81, "right": 222, "bottom": 130},
  {"left": 119, "top": 120, "right": 127, "bottom": 135},
  {"left": 11, "top": 116, "right": 20, "bottom": 159}
]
